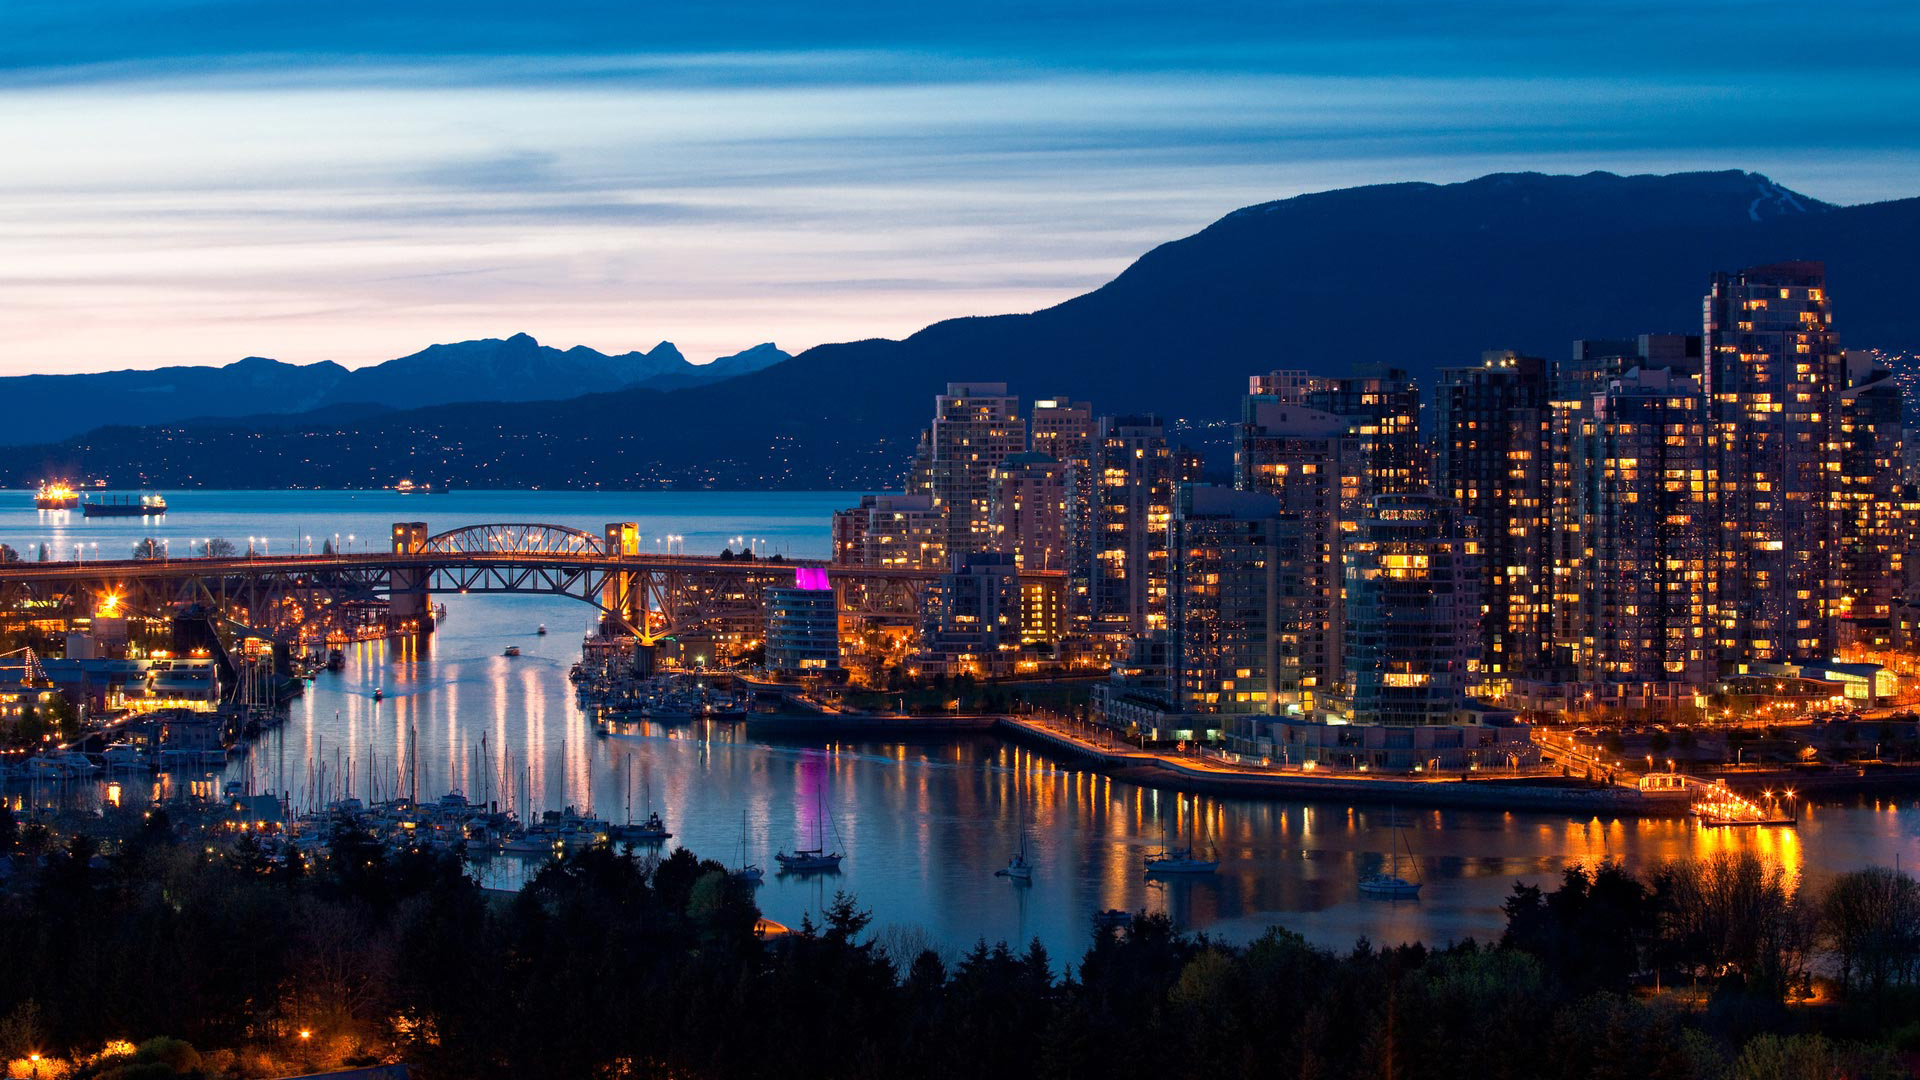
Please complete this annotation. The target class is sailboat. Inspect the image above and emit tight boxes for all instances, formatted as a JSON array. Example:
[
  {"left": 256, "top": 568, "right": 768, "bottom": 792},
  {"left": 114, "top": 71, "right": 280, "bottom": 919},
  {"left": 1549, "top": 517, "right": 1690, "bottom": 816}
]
[
  {"left": 732, "top": 812, "right": 764, "bottom": 884},
  {"left": 610, "top": 761, "right": 671, "bottom": 844},
  {"left": 1144, "top": 798, "right": 1219, "bottom": 875},
  {"left": 995, "top": 797, "right": 1034, "bottom": 882},
  {"left": 776, "top": 789, "right": 844, "bottom": 873},
  {"left": 1358, "top": 808, "right": 1423, "bottom": 898}
]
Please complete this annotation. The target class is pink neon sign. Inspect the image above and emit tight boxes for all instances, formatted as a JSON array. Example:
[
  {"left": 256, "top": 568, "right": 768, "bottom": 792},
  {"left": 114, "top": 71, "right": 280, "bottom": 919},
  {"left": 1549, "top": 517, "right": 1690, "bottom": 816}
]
[{"left": 794, "top": 566, "right": 832, "bottom": 591}]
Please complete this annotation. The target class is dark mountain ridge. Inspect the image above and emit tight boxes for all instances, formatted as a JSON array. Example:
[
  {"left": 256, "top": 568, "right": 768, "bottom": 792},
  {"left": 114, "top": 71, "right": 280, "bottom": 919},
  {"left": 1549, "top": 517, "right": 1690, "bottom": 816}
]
[
  {"left": 0, "top": 335, "right": 789, "bottom": 445},
  {"left": 13, "top": 169, "right": 1918, "bottom": 490}
]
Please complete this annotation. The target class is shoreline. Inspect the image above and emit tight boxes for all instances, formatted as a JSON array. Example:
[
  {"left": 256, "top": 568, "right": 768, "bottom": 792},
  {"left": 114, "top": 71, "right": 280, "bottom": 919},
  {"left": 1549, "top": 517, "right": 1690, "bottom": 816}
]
[{"left": 741, "top": 711, "right": 1699, "bottom": 816}]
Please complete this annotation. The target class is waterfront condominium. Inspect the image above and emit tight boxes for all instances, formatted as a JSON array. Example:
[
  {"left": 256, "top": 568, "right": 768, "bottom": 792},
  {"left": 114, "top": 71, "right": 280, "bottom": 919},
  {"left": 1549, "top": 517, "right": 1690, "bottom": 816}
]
[
  {"left": 906, "top": 382, "right": 1026, "bottom": 557},
  {"left": 1169, "top": 485, "right": 1305, "bottom": 726},
  {"left": 1435, "top": 350, "right": 1551, "bottom": 695},
  {"left": 1705, "top": 262, "right": 1845, "bottom": 664},
  {"left": 1341, "top": 494, "right": 1480, "bottom": 725}
]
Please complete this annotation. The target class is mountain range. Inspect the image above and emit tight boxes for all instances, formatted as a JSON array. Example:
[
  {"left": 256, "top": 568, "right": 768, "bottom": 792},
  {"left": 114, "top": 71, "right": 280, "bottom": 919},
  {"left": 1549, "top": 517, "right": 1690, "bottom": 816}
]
[
  {"left": 0, "top": 335, "right": 789, "bottom": 445},
  {"left": 10, "top": 169, "right": 1919, "bottom": 491}
]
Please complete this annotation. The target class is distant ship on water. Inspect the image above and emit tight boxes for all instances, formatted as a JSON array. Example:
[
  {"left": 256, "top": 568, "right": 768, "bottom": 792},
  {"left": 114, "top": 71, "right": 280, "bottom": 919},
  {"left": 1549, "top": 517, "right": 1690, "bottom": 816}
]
[
  {"left": 82, "top": 493, "right": 168, "bottom": 517},
  {"left": 393, "top": 478, "right": 450, "bottom": 495},
  {"left": 34, "top": 481, "right": 79, "bottom": 510}
]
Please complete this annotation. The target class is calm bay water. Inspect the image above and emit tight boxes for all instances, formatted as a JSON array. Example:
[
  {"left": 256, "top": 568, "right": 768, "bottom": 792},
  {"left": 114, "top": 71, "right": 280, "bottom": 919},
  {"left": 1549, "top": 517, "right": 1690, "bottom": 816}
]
[{"left": 5, "top": 488, "right": 1920, "bottom": 963}]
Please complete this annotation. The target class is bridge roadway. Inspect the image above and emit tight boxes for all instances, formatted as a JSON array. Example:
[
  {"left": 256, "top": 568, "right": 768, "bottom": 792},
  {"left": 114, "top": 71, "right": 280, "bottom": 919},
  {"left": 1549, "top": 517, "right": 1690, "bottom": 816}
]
[{"left": 0, "top": 521, "right": 1057, "bottom": 643}]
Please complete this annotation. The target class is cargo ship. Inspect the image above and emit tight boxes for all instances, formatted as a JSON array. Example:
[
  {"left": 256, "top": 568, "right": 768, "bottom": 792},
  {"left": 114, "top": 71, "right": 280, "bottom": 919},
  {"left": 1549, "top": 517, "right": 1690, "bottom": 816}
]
[
  {"left": 82, "top": 494, "right": 168, "bottom": 517},
  {"left": 34, "top": 481, "right": 79, "bottom": 510}
]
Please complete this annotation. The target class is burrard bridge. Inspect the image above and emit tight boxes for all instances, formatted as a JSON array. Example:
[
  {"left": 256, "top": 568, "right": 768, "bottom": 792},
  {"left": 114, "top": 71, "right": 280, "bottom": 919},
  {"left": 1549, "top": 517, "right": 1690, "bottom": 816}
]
[{"left": 0, "top": 521, "right": 1052, "bottom": 648}]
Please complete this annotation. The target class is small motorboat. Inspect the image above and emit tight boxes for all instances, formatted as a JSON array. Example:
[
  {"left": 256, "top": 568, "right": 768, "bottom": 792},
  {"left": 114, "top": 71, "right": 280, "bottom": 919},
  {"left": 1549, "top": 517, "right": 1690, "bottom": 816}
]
[
  {"left": 372, "top": 687, "right": 384, "bottom": 702},
  {"left": 537, "top": 624, "right": 548, "bottom": 636},
  {"left": 503, "top": 646, "right": 521, "bottom": 657},
  {"left": 1093, "top": 909, "right": 1134, "bottom": 931}
]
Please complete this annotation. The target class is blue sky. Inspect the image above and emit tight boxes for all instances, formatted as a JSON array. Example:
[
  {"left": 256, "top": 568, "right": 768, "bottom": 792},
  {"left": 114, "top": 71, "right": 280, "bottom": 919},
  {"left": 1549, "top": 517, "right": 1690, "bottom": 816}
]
[{"left": 2, "top": 1, "right": 1915, "bottom": 373}]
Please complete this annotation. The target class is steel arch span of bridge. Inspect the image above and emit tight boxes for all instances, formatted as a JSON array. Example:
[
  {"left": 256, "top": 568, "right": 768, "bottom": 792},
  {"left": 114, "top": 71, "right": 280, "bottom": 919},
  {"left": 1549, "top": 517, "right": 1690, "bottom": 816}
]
[{"left": 0, "top": 520, "right": 1043, "bottom": 651}]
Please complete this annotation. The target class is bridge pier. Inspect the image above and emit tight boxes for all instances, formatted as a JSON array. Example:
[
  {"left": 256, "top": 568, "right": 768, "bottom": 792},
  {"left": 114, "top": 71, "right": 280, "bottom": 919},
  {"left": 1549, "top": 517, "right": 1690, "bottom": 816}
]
[
  {"left": 389, "top": 522, "right": 434, "bottom": 638},
  {"left": 600, "top": 522, "right": 640, "bottom": 636}
]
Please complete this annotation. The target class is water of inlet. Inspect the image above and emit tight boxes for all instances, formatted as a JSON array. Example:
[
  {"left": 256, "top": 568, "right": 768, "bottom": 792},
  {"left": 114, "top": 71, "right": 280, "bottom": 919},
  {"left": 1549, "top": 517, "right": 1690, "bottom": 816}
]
[{"left": 5, "top": 489, "right": 1919, "bottom": 964}]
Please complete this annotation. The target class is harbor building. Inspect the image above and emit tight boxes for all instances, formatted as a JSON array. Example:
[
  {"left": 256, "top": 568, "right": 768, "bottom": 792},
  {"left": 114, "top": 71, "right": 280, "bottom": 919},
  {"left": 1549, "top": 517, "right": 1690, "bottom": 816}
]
[
  {"left": 1706, "top": 261, "right": 1846, "bottom": 665},
  {"left": 1341, "top": 494, "right": 1481, "bottom": 725}
]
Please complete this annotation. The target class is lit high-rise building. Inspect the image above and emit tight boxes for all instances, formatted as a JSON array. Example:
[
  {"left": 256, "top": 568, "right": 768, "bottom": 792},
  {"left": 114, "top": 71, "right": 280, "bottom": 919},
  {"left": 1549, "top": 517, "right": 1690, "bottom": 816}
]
[
  {"left": 1031, "top": 397, "right": 1097, "bottom": 627},
  {"left": 906, "top": 382, "right": 1026, "bottom": 556},
  {"left": 1170, "top": 485, "right": 1306, "bottom": 722},
  {"left": 1838, "top": 351, "right": 1905, "bottom": 642},
  {"left": 1567, "top": 367, "right": 1717, "bottom": 686},
  {"left": 987, "top": 452, "right": 1070, "bottom": 571},
  {"left": 1342, "top": 494, "right": 1480, "bottom": 725},
  {"left": 919, "top": 552, "right": 1024, "bottom": 675},
  {"left": 1233, "top": 396, "right": 1352, "bottom": 711},
  {"left": 1706, "top": 262, "right": 1845, "bottom": 663},
  {"left": 1304, "top": 367, "right": 1427, "bottom": 497},
  {"left": 1547, "top": 335, "right": 1702, "bottom": 675},
  {"left": 1436, "top": 350, "right": 1551, "bottom": 691},
  {"left": 1085, "top": 414, "right": 1188, "bottom": 636},
  {"left": 832, "top": 493, "right": 947, "bottom": 570},
  {"left": 1030, "top": 397, "right": 1094, "bottom": 464}
]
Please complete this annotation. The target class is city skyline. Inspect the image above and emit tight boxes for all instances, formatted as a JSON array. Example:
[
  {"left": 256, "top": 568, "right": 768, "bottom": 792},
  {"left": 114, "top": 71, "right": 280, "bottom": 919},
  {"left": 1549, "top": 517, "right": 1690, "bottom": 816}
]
[{"left": 3, "top": 0, "right": 1918, "bottom": 375}]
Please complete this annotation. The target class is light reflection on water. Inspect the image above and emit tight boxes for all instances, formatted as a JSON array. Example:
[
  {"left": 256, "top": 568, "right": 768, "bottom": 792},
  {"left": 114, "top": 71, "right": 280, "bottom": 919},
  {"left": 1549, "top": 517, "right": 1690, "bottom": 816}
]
[
  {"left": 242, "top": 595, "right": 1920, "bottom": 965},
  {"left": 3, "top": 491, "right": 1919, "bottom": 961}
]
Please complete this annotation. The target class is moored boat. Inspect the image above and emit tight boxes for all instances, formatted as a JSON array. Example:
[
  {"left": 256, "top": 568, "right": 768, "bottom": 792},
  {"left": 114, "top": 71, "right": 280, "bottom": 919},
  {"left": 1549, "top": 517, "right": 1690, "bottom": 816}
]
[
  {"left": 777, "top": 790, "right": 844, "bottom": 873},
  {"left": 1358, "top": 808, "right": 1423, "bottom": 899}
]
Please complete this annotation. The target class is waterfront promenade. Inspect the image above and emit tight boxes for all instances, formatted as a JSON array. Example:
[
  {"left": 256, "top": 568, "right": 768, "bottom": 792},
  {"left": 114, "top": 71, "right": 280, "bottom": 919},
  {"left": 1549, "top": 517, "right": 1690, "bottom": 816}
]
[{"left": 991, "top": 712, "right": 1685, "bottom": 815}]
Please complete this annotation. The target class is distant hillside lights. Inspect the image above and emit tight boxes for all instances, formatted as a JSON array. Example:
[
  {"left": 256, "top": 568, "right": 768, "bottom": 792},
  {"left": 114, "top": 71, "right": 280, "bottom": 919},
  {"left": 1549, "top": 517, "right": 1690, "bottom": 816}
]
[{"left": 832, "top": 261, "right": 1908, "bottom": 740}]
